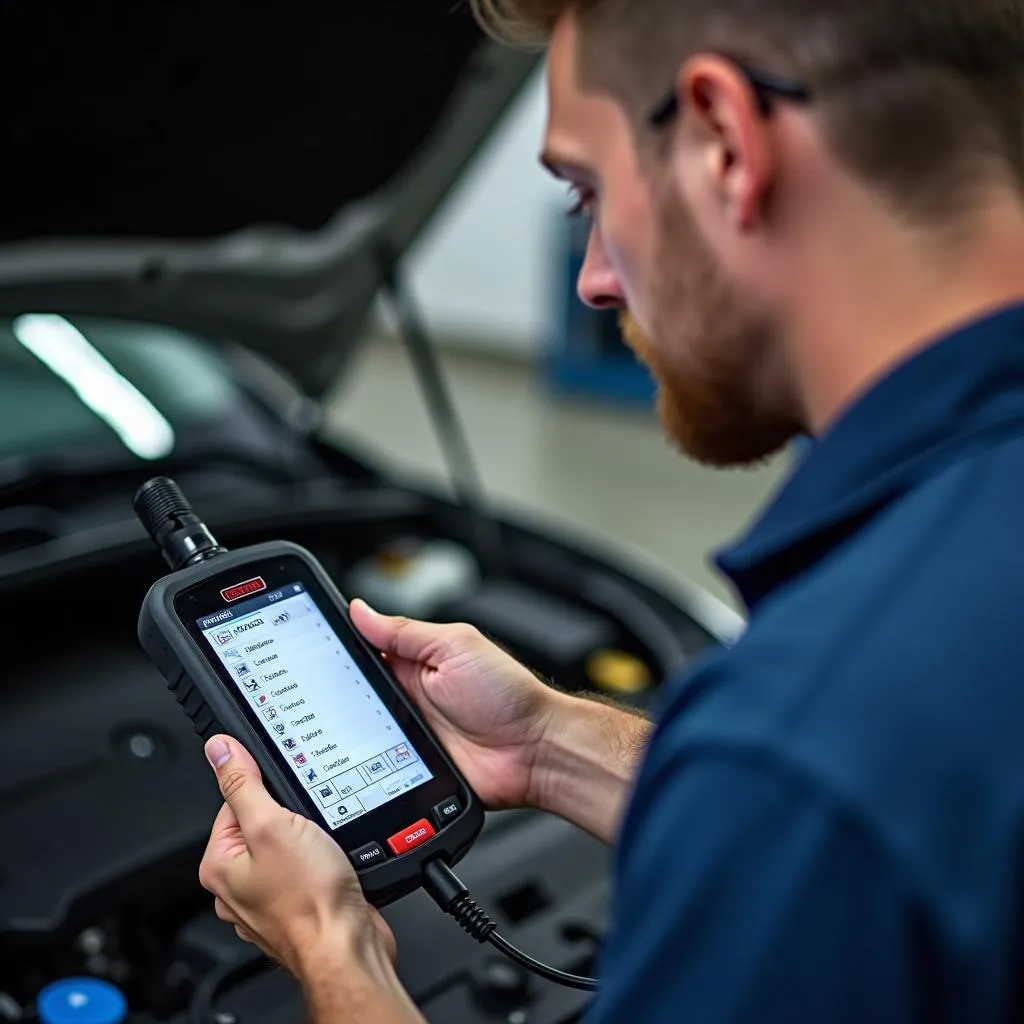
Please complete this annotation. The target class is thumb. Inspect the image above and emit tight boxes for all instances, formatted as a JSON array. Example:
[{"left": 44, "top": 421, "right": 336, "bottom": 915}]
[
  {"left": 205, "top": 735, "right": 276, "bottom": 832},
  {"left": 350, "top": 599, "right": 447, "bottom": 662}
]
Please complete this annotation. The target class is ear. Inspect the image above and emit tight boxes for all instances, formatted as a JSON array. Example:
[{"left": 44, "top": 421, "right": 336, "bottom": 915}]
[{"left": 674, "top": 55, "right": 776, "bottom": 232}]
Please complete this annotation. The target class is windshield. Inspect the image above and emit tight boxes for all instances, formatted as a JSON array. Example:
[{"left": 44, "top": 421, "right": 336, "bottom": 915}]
[{"left": 0, "top": 314, "right": 248, "bottom": 466}]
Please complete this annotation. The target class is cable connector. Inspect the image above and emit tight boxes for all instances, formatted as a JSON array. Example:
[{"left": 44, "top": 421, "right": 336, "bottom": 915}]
[
  {"left": 423, "top": 859, "right": 497, "bottom": 943},
  {"left": 422, "top": 859, "right": 599, "bottom": 993}
]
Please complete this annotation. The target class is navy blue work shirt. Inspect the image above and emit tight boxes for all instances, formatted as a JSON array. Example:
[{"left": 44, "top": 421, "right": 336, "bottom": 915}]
[{"left": 587, "top": 302, "right": 1024, "bottom": 1023}]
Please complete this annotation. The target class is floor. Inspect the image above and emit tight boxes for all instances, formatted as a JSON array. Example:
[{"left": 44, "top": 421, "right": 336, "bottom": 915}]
[{"left": 325, "top": 338, "right": 791, "bottom": 611}]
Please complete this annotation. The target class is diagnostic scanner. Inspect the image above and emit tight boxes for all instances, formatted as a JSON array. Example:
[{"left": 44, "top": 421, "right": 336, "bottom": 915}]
[{"left": 132, "top": 477, "right": 484, "bottom": 907}]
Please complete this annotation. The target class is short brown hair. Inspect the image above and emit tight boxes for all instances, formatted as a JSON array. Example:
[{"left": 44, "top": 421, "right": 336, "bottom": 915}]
[{"left": 469, "top": 0, "right": 1024, "bottom": 223}]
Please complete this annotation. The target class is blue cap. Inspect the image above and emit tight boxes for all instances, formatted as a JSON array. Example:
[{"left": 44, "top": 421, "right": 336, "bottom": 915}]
[{"left": 37, "top": 978, "right": 127, "bottom": 1024}]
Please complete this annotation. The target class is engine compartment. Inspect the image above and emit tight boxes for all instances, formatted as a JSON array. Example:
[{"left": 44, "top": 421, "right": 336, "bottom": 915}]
[{"left": 0, "top": 492, "right": 719, "bottom": 1022}]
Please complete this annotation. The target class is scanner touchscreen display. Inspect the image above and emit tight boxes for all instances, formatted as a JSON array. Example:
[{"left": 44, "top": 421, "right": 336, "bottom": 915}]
[{"left": 198, "top": 582, "right": 433, "bottom": 831}]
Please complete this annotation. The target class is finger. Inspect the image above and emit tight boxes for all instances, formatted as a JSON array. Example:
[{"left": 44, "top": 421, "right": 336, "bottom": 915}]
[
  {"left": 214, "top": 897, "right": 238, "bottom": 924},
  {"left": 350, "top": 599, "right": 451, "bottom": 663},
  {"left": 199, "top": 802, "right": 242, "bottom": 893},
  {"left": 204, "top": 735, "right": 277, "bottom": 834},
  {"left": 208, "top": 800, "right": 241, "bottom": 845}
]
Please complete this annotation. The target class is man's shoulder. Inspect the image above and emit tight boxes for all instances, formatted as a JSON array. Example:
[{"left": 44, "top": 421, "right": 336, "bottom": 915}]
[
  {"left": 669, "top": 429, "right": 1024, "bottom": 746},
  {"left": 652, "top": 436, "right": 1024, "bottom": 905}
]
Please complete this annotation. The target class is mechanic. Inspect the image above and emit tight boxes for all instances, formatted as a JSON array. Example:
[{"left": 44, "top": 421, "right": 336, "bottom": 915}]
[{"left": 195, "top": 1, "right": 1024, "bottom": 1020}]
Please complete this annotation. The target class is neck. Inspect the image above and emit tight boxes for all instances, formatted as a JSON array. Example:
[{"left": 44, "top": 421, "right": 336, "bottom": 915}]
[{"left": 787, "top": 187, "right": 1024, "bottom": 436}]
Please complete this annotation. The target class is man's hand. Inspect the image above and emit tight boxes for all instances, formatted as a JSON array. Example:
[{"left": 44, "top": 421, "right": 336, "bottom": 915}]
[
  {"left": 350, "top": 599, "right": 559, "bottom": 811},
  {"left": 351, "top": 601, "right": 652, "bottom": 844},
  {"left": 198, "top": 736, "right": 424, "bottom": 1022},
  {"left": 198, "top": 737, "right": 395, "bottom": 981}
]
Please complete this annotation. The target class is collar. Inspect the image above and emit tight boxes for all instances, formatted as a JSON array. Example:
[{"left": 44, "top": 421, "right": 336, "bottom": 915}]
[{"left": 717, "top": 301, "right": 1024, "bottom": 611}]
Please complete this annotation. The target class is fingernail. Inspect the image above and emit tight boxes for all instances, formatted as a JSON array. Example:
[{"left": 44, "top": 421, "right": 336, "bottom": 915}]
[{"left": 205, "top": 737, "right": 231, "bottom": 768}]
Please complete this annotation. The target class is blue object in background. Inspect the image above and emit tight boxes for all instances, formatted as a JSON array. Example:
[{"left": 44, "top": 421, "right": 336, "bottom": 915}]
[
  {"left": 546, "top": 211, "right": 656, "bottom": 405},
  {"left": 791, "top": 434, "right": 815, "bottom": 460},
  {"left": 37, "top": 978, "right": 127, "bottom": 1024}
]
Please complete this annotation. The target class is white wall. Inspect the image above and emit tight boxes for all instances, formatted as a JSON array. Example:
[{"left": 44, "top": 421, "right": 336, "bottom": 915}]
[{"left": 403, "top": 66, "right": 569, "bottom": 357}]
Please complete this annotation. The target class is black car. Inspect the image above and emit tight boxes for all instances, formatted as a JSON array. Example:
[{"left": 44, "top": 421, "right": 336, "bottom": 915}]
[{"left": 0, "top": 5, "right": 740, "bottom": 1022}]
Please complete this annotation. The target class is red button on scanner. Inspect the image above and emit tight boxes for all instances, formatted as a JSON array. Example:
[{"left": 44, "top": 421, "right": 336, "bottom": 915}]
[{"left": 386, "top": 818, "right": 436, "bottom": 856}]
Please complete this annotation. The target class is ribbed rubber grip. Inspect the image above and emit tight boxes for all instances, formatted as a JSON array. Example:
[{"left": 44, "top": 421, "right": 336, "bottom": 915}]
[
  {"left": 140, "top": 617, "right": 223, "bottom": 741},
  {"left": 133, "top": 477, "right": 193, "bottom": 542},
  {"left": 167, "top": 668, "right": 222, "bottom": 739}
]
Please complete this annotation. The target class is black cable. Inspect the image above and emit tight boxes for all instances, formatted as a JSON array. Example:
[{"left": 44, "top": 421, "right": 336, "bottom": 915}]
[
  {"left": 422, "top": 858, "right": 600, "bottom": 994},
  {"left": 486, "top": 930, "right": 599, "bottom": 992},
  {"left": 189, "top": 955, "right": 273, "bottom": 1024},
  {"left": 379, "top": 267, "right": 507, "bottom": 577}
]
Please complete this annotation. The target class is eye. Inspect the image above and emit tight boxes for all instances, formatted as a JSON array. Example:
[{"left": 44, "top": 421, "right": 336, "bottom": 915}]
[{"left": 566, "top": 184, "right": 595, "bottom": 219}]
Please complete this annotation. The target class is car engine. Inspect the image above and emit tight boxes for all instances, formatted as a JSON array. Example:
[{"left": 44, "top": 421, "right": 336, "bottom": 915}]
[{"left": 0, "top": 490, "right": 719, "bottom": 1023}]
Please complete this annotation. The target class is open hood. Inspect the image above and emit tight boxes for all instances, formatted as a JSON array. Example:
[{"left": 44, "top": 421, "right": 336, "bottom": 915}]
[{"left": 0, "top": 1, "right": 539, "bottom": 397}]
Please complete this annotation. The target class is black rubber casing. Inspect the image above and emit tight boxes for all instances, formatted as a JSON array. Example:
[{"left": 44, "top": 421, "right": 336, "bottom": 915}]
[{"left": 137, "top": 540, "right": 484, "bottom": 907}]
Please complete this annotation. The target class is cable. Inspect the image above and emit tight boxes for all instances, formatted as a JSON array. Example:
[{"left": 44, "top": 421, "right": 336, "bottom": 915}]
[
  {"left": 379, "top": 267, "right": 507, "bottom": 577},
  {"left": 189, "top": 955, "right": 273, "bottom": 1024},
  {"left": 422, "top": 858, "right": 600, "bottom": 994},
  {"left": 486, "top": 930, "right": 599, "bottom": 992}
]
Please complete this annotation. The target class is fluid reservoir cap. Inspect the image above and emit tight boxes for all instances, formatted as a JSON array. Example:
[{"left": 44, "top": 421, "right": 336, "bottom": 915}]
[
  {"left": 585, "top": 649, "right": 652, "bottom": 695},
  {"left": 37, "top": 978, "right": 127, "bottom": 1024}
]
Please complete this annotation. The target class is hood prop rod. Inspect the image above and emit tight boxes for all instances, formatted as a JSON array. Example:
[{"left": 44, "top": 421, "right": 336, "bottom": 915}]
[{"left": 379, "top": 263, "right": 507, "bottom": 578}]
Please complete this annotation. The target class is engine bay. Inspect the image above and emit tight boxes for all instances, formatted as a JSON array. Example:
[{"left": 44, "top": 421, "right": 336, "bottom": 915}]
[{"left": 0, "top": 490, "right": 719, "bottom": 1023}]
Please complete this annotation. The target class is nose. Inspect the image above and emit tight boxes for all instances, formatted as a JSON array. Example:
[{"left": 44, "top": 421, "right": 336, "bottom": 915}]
[{"left": 577, "top": 227, "right": 625, "bottom": 310}]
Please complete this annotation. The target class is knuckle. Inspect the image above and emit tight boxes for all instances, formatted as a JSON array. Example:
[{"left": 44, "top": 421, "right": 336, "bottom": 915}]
[
  {"left": 432, "top": 622, "right": 479, "bottom": 661},
  {"left": 452, "top": 622, "right": 482, "bottom": 647},
  {"left": 218, "top": 768, "right": 250, "bottom": 801},
  {"left": 247, "top": 813, "right": 278, "bottom": 847},
  {"left": 198, "top": 859, "right": 218, "bottom": 893}
]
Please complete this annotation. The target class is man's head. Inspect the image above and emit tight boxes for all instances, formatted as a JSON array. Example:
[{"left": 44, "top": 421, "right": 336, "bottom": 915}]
[{"left": 470, "top": 0, "right": 1024, "bottom": 467}]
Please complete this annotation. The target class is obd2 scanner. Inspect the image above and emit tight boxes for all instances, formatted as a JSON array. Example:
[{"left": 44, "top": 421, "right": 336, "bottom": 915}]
[{"left": 132, "top": 477, "right": 598, "bottom": 1004}]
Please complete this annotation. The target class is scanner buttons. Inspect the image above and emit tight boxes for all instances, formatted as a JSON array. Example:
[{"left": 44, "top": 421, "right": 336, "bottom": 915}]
[
  {"left": 386, "top": 818, "right": 436, "bottom": 855},
  {"left": 350, "top": 796, "right": 463, "bottom": 870},
  {"left": 350, "top": 841, "right": 386, "bottom": 869},
  {"left": 433, "top": 795, "right": 463, "bottom": 828}
]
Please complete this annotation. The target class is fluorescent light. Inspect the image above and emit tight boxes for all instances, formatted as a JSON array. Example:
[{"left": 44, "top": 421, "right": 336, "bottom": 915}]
[{"left": 12, "top": 313, "right": 175, "bottom": 460}]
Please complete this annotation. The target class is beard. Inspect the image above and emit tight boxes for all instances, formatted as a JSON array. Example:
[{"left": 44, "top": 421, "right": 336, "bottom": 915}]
[{"left": 619, "top": 184, "right": 799, "bottom": 468}]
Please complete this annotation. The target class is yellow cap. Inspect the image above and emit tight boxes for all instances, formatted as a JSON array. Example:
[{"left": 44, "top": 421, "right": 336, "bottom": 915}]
[
  {"left": 585, "top": 650, "right": 652, "bottom": 695},
  {"left": 374, "top": 543, "right": 417, "bottom": 577}
]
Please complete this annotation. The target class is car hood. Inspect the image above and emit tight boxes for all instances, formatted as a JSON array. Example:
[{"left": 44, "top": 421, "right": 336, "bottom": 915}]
[{"left": 0, "top": 1, "right": 538, "bottom": 397}]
